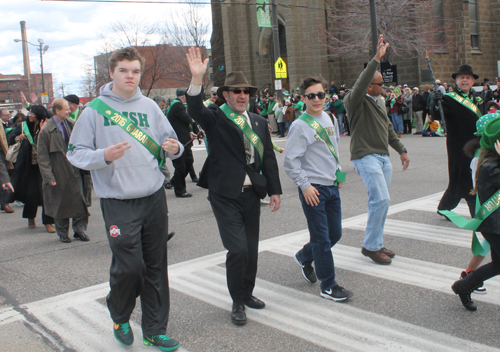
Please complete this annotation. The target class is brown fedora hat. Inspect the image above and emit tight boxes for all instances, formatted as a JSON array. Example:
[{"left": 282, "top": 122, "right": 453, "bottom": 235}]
[{"left": 217, "top": 71, "right": 258, "bottom": 100}]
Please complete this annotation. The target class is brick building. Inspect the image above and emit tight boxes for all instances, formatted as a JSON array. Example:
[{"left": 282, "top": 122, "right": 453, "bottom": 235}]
[
  {"left": 211, "top": 0, "right": 500, "bottom": 91},
  {"left": 0, "top": 73, "right": 53, "bottom": 111},
  {"left": 94, "top": 45, "right": 209, "bottom": 100}
]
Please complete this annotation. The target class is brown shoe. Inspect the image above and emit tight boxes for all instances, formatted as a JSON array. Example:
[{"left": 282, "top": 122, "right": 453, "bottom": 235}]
[
  {"left": 361, "top": 247, "right": 392, "bottom": 265},
  {"left": 45, "top": 224, "right": 56, "bottom": 233},
  {"left": 1, "top": 205, "right": 14, "bottom": 213},
  {"left": 28, "top": 219, "right": 36, "bottom": 229},
  {"left": 381, "top": 247, "right": 395, "bottom": 258}
]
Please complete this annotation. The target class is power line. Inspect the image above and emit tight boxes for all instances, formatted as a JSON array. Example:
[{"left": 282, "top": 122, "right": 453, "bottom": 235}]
[{"left": 43, "top": 0, "right": 500, "bottom": 25}]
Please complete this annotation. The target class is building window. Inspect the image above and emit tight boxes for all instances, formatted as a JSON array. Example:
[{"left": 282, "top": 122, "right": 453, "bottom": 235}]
[{"left": 469, "top": 0, "right": 480, "bottom": 50}]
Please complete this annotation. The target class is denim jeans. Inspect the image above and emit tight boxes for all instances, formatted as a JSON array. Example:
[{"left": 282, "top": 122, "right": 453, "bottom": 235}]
[
  {"left": 278, "top": 122, "right": 285, "bottom": 137},
  {"left": 352, "top": 154, "right": 392, "bottom": 251},
  {"left": 285, "top": 121, "right": 292, "bottom": 134},
  {"left": 298, "top": 185, "right": 342, "bottom": 291},
  {"left": 336, "top": 113, "right": 345, "bottom": 135},
  {"left": 391, "top": 112, "right": 403, "bottom": 133}
]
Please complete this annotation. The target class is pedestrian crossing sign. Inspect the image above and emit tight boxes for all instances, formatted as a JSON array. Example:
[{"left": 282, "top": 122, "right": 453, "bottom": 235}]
[{"left": 275, "top": 57, "right": 287, "bottom": 79}]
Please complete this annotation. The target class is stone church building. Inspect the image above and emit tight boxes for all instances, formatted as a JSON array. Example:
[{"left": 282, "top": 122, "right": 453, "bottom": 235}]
[{"left": 211, "top": 0, "right": 500, "bottom": 92}]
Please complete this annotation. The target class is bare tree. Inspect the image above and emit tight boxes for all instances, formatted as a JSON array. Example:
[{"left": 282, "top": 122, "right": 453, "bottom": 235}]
[
  {"left": 323, "top": 0, "right": 452, "bottom": 61},
  {"left": 80, "top": 64, "right": 96, "bottom": 98},
  {"left": 161, "top": 3, "right": 210, "bottom": 47}
]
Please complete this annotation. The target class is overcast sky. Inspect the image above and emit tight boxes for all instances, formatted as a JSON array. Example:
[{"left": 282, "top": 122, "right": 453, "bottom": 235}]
[{"left": 0, "top": 0, "right": 212, "bottom": 97}]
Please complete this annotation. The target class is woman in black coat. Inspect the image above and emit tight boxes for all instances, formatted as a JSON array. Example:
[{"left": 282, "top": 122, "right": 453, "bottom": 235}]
[
  {"left": 480, "top": 83, "right": 494, "bottom": 115},
  {"left": 9, "top": 105, "right": 55, "bottom": 232}
]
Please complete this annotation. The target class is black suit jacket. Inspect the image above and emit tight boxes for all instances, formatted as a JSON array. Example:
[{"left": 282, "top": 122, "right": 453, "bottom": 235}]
[
  {"left": 167, "top": 100, "right": 194, "bottom": 145},
  {"left": 186, "top": 91, "right": 282, "bottom": 200}
]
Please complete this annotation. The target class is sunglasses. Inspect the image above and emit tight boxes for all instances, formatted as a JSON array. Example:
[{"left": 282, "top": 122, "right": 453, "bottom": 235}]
[
  {"left": 371, "top": 82, "right": 385, "bottom": 86},
  {"left": 304, "top": 92, "right": 326, "bottom": 100},
  {"left": 229, "top": 89, "right": 250, "bottom": 95},
  {"left": 211, "top": 92, "right": 217, "bottom": 96}
]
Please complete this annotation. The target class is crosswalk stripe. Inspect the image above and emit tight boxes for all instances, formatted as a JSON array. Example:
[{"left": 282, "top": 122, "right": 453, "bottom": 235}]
[{"left": 172, "top": 266, "right": 498, "bottom": 352}]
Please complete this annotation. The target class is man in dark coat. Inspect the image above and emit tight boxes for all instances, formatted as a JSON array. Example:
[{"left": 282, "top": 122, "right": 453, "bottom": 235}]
[
  {"left": 167, "top": 88, "right": 197, "bottom": 198},
  {"left": 433, "top": 65, "right": 481, "bottom": 215},
  {"left": 37, "top": 98, "right": 90, "bottom": 243},
  {"left": 185, "top": 48, "right": 282, "bottom": 326}
]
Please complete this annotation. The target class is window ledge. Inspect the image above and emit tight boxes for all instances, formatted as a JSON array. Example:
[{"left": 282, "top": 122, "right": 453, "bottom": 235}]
[{"left": 471, "top": 49, "right": 483, "bottom": 55}]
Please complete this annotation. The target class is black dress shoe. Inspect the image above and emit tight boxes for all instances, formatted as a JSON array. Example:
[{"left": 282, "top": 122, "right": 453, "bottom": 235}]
[
  {"left": 74, "top": 232, "right": 90, "bottom": 242},
  {"left": 59, "top": 235, "right": 72, "bottom": 243},
  {"left": 243, "top": 296, "right": 265, "bottom": 309},
  {"left": 167, "top": 232, "right": 175, "bottom": 241},
  {"left": 191, "top": 176, "right": 199, "bottom": 183},
  {"left": 176, "top": 193, "right": 192, "bottom": 198},
  {"left": 231, "top": 303, "right": 247, "bottom": 325},
  {"left": 164, "top": 183, "right": 172, "bottom": 189}
]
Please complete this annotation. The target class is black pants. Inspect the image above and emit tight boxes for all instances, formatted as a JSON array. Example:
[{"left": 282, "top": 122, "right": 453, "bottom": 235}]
[
  {"left": 209, "top": 189, "right": 261, "bottom": 303},
  {"left": 469, "top": 233, "right": 500, "bottom": 283},
  {"left": 403, "top": 120, "right": 412, "bottom": 134},
  {"left": 438, "top": 190, "right": 476, "bottom": 216},
  {"left": 171, "top": 147, "right": 194, "bottom": 196},
  {"left": 23, "top": 203, "right": 54, "bottom": 224},
  {"left": 100, "top": 188, "right": 170, "bottom": 335}
]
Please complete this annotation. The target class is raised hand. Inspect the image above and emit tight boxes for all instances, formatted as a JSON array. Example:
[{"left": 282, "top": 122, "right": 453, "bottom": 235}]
[
  {"left": 186, "top": 47, "right": 209, "bottom": 86},
  {"left": 20, "top": 91, "right": 28, "bottom": 106},
  {"left": 374, "top": 34, "right": 389, "bottom": 62}
]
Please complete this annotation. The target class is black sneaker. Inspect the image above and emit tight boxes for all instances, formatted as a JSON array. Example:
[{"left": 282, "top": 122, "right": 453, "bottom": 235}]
[
  {"left": 451, "top": 280, "right": 477, "bottom": 311},
  {"left": 114, "top": 322, "right": 134, "bottom": 346},
  {"left": 293, "top": 252, "right": 317, "bottom": 283},
  {"left": 320, "top": 285, "right": 353, "bottom": 302},
  {"left": 460, "top": 271, "right": 487, "bottom": 294},
  {"left": 143, "top": 334, "right": 180, "bottom": 351}
]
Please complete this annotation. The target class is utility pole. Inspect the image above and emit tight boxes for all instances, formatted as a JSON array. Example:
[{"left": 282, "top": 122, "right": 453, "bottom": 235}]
[
  {"left": 270, "top": 0, "right": 283, "bottom": 100},
  {"left": 369, "top": 0, "right": 378, "bottom": 57}
]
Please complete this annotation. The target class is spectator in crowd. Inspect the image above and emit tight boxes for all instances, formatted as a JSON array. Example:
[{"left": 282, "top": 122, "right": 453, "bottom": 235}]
[
  {"left": 412, "top": 87, "right": 426, "bottom": 134},
  {"left": 480, "top": 83, "right": 494, "bottom": 115},
  {"left": 0, "top": 115, "right": 13, "bottom": 214},
  {"left": 37, "top": 98, "right": 91, "bottom": 243},
  {"left": 64, "top": 94, "right": 81, "bottom": 121},
  {"left": 203, "top": 87, "right": 219, "bottom": 107},
  {"left": 329, "top": 81, "right": 339, "bottom": 95},
  {"left": 331, "top": 94, "right": 346, "bottom": 136},
  {"left": 9, "top": 105, "right": 55, "bottom": 232},
  {"left": 402, "top": 87, "right": 413, "bottom": 135},
  {"left": 387, "top": 87, "right": 404, "bottom": 138},
  {"left": 274, "top": 97, "right": 285, "bottom": 138},
  {"left": 267, "top": 94, "right": 278, "bottom": 134},
  {"left": 422, "top": 84, "right": 431, "bottom": 122},
  {"left": 283, "top": 100, "right": 294, "bottom": 134}
]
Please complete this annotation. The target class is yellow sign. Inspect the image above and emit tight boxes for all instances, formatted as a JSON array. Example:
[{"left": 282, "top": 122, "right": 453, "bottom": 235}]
[{"left": 275, "top": 57, "right": 287, "bottom": 79}]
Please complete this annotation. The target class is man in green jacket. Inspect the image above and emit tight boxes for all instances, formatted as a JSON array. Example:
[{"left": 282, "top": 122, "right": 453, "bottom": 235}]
[
  {"left": 267, "top": 94, "right": 278, "bottom": 134},
  {"left": 344, "top": 35, "right": 410, "bottom": 265}
]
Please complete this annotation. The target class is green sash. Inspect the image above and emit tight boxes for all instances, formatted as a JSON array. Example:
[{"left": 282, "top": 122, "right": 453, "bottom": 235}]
[
  {"left": 446, "top": 92, "right": 482, "bottom": 118},
  {"left": 298, "top": 113, "right": 347, "bottom": 185},
  {"left": 22, "top": 121, "right": 36, "bottom": 148},
  {"left": 4, "top": 127, "right": 13, "bottom": 135},
  {"left": 165, "top": 99, "right": 181, "bottom": 116},
  {"left": 87, "top": 98, "right": 165, "bottom": 167},
  {"left": 438, "top": 189, "right": 500, "bottom": 256},
  {"left": 220, "top": 104, "right": 264, "bottom": 164}
]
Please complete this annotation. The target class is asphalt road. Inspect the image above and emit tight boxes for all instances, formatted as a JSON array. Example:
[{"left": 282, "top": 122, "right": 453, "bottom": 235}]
[{"left": 1, "top": 133, "right": 498, "bottom": 352}]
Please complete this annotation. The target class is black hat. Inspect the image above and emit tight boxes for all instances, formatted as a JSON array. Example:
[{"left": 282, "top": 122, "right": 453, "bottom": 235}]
[
  {"left": 176, "top": 88, "right": 188, "bottom": 97},
  {"left": 64, "top": 94, "right": 79, "bottom": 105},
  {"left": 452, "top": 65, "right": 479, "bottom": 80}
]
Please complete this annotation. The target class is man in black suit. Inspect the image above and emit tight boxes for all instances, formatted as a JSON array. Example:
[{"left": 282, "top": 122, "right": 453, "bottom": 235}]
[
  {"left": 167, "top": 88, "right": 197, "bottom": 198},
  {"left": 185, "top": 47, "right": 282, "bottom": 325}
]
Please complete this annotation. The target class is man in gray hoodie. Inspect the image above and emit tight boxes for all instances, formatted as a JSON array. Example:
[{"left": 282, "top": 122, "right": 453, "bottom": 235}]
[
  {"left": 67, "top": 47, "right": 182, "bottom": 351},
  {"left": 284, "top": 76, "right": 353, "bottom": 302}
]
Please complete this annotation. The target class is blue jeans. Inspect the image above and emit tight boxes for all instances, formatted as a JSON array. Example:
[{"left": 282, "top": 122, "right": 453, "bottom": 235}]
[
  {"left": 352, "top": 154, "right": 392, "bottom": 251},
  {"left": 285, "top": 121, "right": 292, "bottom": 134},
  {"left": 298, "top": 185, "right": 342, "bottom": 290},
  {"left": 278, "top": 122, "right": 285, "bottom": 137},
  {"left": 391, "top": 112, "right": 403, "bottom": 133},
  {"left": 336, "top": 113, "right": 345, "bottom": 134}
]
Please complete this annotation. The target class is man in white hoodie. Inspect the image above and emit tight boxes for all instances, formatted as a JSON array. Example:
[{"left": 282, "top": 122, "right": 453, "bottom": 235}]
[{"left": 67, "top": 47, "right": 182, "bottom": 351}]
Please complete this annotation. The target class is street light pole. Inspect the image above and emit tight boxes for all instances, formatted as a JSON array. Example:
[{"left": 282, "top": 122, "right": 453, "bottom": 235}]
[
  {"left": 369, "top": 0, "right": 378, "bottom": 57},
  {"left": 38, "top": 39, "right": 45, "bottom": 93}
]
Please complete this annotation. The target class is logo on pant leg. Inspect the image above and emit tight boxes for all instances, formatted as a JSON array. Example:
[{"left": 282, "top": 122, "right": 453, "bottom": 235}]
[{"left": 110, "top": 225, "right": 121, "bottom": 237}]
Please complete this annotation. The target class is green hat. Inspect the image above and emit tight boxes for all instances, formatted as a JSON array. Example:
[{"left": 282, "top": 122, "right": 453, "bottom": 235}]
[
  {"left": 475, "top": 111, "right": 500, "bottom": 136},
  {"left": 283, "top": 90, "right": 290, "bottom": 97},
  {"left": 176, "top": 88, "right": 187, "bottom": 97},
  {"left": 479, "top": 118, "right": 500, "bottom": 151}
]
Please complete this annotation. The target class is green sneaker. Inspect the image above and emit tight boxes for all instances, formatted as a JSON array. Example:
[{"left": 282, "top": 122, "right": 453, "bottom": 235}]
[
  {"left": 113, "top": 322, "right": 134, "bottom": 346},
  {"left": 143, "top": 334, "right": 180, "bottom": 351}
]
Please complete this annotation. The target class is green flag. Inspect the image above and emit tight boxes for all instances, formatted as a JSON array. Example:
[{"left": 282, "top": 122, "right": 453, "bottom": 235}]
[{"left": 256, "top": 0, "right": 271, "bottom": 28}]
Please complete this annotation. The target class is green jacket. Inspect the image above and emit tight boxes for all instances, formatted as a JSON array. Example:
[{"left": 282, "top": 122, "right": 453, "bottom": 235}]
[
  {"left": 267, "top": 100, "right": 277, "bottom": 115},
  {"left": 331, "top": 99, "right": 345, "bottom": 114},
  {"left": 343, "top": 58, "right": 406, "bottom": 161}
]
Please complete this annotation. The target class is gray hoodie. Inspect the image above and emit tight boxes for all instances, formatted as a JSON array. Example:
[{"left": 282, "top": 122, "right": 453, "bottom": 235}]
[
  {"left": 67, "top": 83, "right": 183, "bottom": 200},
  {"left": 284, "top": 111, "right": 341, "bottom": 190}
]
